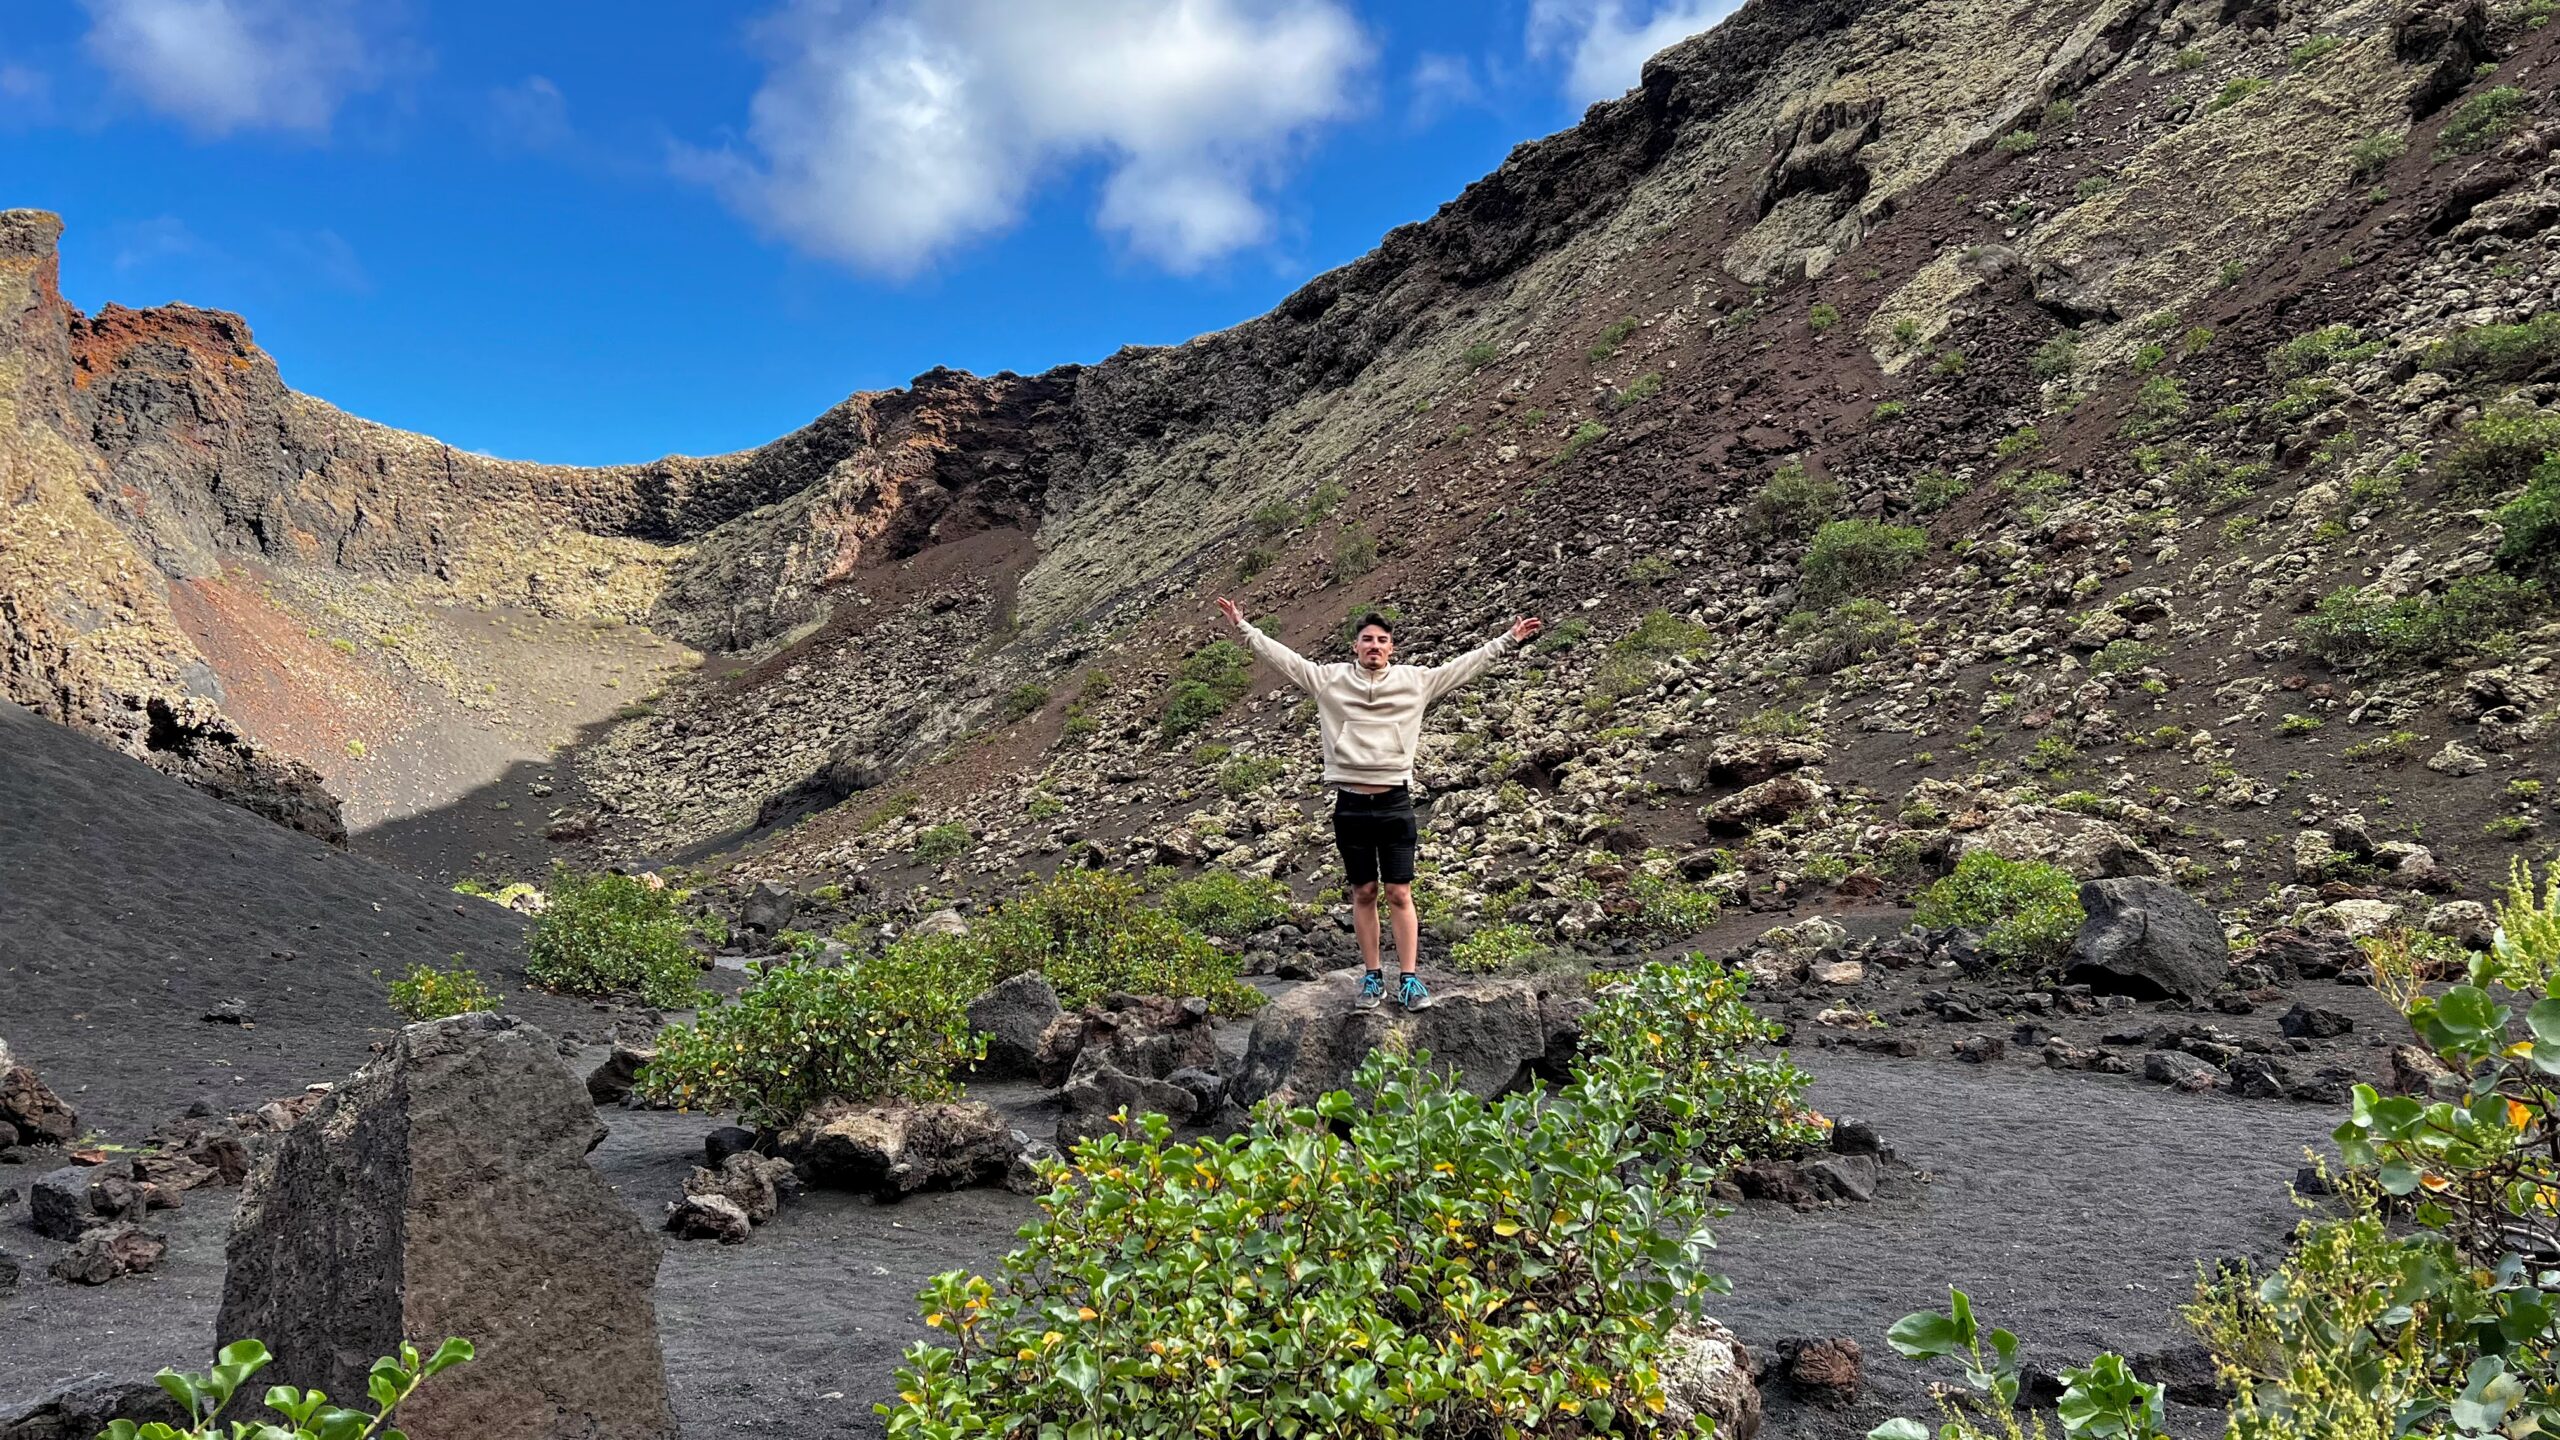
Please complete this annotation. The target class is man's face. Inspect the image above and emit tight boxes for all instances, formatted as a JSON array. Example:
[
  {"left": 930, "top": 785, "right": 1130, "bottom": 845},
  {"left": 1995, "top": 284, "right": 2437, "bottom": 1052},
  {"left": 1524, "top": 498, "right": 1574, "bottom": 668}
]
[{"left": 1355, "top": 624, "right": 1395, "bottom": 670}]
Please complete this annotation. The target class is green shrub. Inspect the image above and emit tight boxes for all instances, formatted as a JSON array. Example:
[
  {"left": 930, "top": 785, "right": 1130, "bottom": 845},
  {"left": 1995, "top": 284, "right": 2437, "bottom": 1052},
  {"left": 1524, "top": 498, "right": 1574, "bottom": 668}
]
[
  {"left": 998, "top": 682, "right": 1050, "bottom": 722},
  {"left": 1611, "top": 371, "right": 1665, "bottom": 409},
  {"left": 1163, "top": 639, "right": 1253, "bottom": 736},
  {"left": 2297, "top": 575, "right": 2541, "bottom": 670},
  {"left": 1530, "top": 617, "right": 1590, "bottom": 654},
  {"left": 2073, "top": 175, "right": 2113, "bottom": 201},
  {"left": 1782, "top": 597, "right": 1910, "bottom": 675},
  {"left": 1588, "top": 608, "right": 1718, "bottom": 705},
  {"left": 972, "top": 869, "right": 1262, "bottom": 1014},
  {"left": 1581, "top": 955, "right": 1824, "bottom": 1176},
  {"left": 1625, "top": 553, "right": 1675, "bottom": 584},
  {"left": 2170, "top": 450, "right": 2272, "bottom": 508},
  {"left": 1215, "top": 753, "right": 1285, "bottom": 798},
  {"left": 1800, "top": 520, "right": 1927, "bottom": 605},
  {"left": 1157, "top": 868, "right": 1288, "bottom": 939},
  {"left": 525, "top": 867, "right": 702, "bottom": 1008},
  {"left": 1995, "top": 425, "right": 2042, "bottom": 460},
  {"left": 641, "top": 939, "right": 984, "bottom": 1127},
  {"left": 1875, "top": 399, "right": 1911, "bottom": 420},
  {"left": 1809, "top": 302, "right": 1841, "bottom": 332},
  {"left": 2349, "top": 131, "right": 2406, "bottom": 178},
  {"left": 2121, "top": 375, "right": 2189, "bottom": 438},
  {"left": 1995, "top": 128, "right": 2040, "bottom": 154},
  {"left": 1913, "top": 850, "right": 2084, "bottom": 965},
  {"left": 387, "top": 961, "right": 496, "bottom": 1021},
  {"left": 2440, "top": 407, "right": 2560, "bottom": 497},
  {"left": 1749, "top": 457, "right": 1841, "bottom": 538},
  {"left": 1306, "top": 479, "right": 1348, "bottom": 520},
  {"left": 2437, "top": 85, "right": 2530, "bottom": 156},
  {"left": 1556, "top": 419, "right": 1609, "bottom": 463},
  {"left": 2211, "top": 75, "right": 2268, "bottom": 111},
  {"left": 2289, "top": 34, "right": 2343, "bottom": 66},
  {"left": 107, "top": 1337, "right": 474, "bottom": 1440},
  {"left": 913, "top": 822, "right": 972, "bottom": 864},
  {"left": 883, "top": 1043, "right": 1729, "bottom": 1438},
  {"left": 2088, "top": 639, "right": 2162, "bottom": 676},
  {"left": 2421, "top": 312, "right": 2560, "bottom": 384},
  {"left": 2042, "top": 98, "right": 2078, "bottom": 130},
  {"left": 2274, "top": 324, "right": 2382, "bottom": 379},
  {"left": 2496, "top": 456, "right": 2560, "bottom": 585},
  {"left": 1892, "top": 316, "right": 1924, "bottom": 347},
  {"left": 1912, "top": 469, "right": 1969, "bottom": 513},
  {"left": 1880, "top": 1292, "right": 2165, "bottom": 1440},
  {"left": 1247, "top": 497, "right": 1300, "bottom": 537},
  {"left": 2030, "top": 333, "right": 2079, "bottom": 379},
  {"left": 1330, "top": 524, "right": 1378, "bottom": 580},
  {"left": 1451, "top": 920, "right": 1547, "bottom": 973},
  {"left": 1628, "top": 866, "right": 1724, "bottom": 938},
  {"left": 1934, "top": 348, "right": 1968, "bottom": 376},
  {"left": 1587, "top": 315, "right": 1641, "bottom": 361},
  {"left": 1461, "top": 339, "right": 1500, "bottom": 370}
]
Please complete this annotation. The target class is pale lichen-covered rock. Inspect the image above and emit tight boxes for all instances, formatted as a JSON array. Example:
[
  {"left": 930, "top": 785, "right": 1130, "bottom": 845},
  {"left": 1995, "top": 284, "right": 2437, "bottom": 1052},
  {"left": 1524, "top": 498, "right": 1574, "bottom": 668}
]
[
  {"left": 1232, "top": 969, "right": 1582, "bottom": 1109},
  {"left": 1658, "top": 1317, "right": 1762, "bottom": 1439},
  {"left": 780, "top": 1099, "right": 1020, "bottom": 1200}
]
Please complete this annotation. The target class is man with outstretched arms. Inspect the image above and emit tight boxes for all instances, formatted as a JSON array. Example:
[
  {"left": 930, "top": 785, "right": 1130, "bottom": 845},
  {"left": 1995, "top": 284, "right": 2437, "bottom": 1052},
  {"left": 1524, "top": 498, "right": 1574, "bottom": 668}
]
[{"left": 1213, "top": 597, "right": 1543, "bottom": 1011}]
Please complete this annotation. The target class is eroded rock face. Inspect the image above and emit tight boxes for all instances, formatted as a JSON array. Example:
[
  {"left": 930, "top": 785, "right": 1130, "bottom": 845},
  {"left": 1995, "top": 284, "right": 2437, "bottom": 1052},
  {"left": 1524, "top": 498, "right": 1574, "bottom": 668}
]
[
  {"left": 219, "top": 1014, "right": 676, "bottom": 1440},
  {"left": 1231, "top": 969, "right": 1582, "bottom": 1109},
  {"left": 0, "top": 1039, "right": 75, "bottom": 1148},
  {"left": 1659, "top": 1318, "right": 1762, "bottom": 1440}
]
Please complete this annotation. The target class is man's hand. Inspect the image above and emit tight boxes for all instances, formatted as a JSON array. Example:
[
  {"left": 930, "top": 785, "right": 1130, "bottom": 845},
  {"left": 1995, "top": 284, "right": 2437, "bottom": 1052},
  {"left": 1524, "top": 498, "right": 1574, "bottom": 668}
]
[
  {"left": 1214, "top": 596, "right": 1244, "bottom": 627},
  {"left": 1508, "top": 615, "right": 1544, "bottom": 645}
]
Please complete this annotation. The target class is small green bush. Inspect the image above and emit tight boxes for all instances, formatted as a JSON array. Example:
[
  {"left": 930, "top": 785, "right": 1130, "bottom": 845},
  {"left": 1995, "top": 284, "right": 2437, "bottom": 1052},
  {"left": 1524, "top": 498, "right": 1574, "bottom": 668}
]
[
  {"left": 2440, "top": 407, "right": 2560, "bottom": 497},
  {"left": 2030, "top": 333, "right": 2079, "bottom": 379},
  {"left": 1628, "top": 866, "right": 1724, "bottom": 938},
  {"left": 1809, "top": 302, "right": 1841, "bottom": 332},
  {"left": 642, "top": 940, "right": 984, "bottom": 1126},
  {"left": 1306, "top": 479, "right": 1348, "bottom": 520},
  {"left": 2437, "top": 85, "right": 2530, "bottom": 156},
  {"left": 2348, "top": 131, "right": 2406, "bottom": 178},
  {"left": 2274, "top": 324, "right": 2383, "bottom": 379},
  {"left": 1587, "top": 315, "right": 1641, "bottom": 362},
  {"left": 972, "top": 869, "right": 1262, "bottom": 1014},
  {"left": 1995, "top": 128, "right": 2040, "bottom": 155},
  {"left": 913, "top": 822, "right": 972, "bottom": 864},
  {"left": 2211, "top": 75, "right": 2268, "bottom": 111},
  {"left": 525, "top": 867, "right": 701, "bottom": 1008},
  {"left": 2421, "top": 312, "right": 2560, "bottom": 384},
  {"left": 1800, "top": 520, "right": 1927, "bottom": 605},
  {"left": 1451, "top": 920, "right": 1547, "bottom": 973},
  {"left": 1247, "top": 498, "right": 1300, "bottom": 537},
  {"left": 2073, "top": 175, "right": 2113, "bottom": 201},
  {"left": 2121, "top": 375, "right": 2189, "bottom": 438},
  {"left": 2042, "top": 98, "right": 2078, "bottom": 130},
  {"left": 1556, "top": 419, "right": 1609, "bottom": 463},
  {"left": 1995, "top": 425, "right": 2043, "bottom": 459},
  {"left": 1611, "top": 371, "right": 1665, "bottom": 409},
  {"left": 2495, "top": 456, "right": 2560, "bottom": 585},
  {"left": 1588, "top": 608, "right": 1718, "bottom": 705},
  {"left": 107, "top": 1337, "right": 474, "bottom": 1440},
  {"left": 1330, "top": 524, "right": 1378, "bottom": 580},
  {"left": 1158, "top": 868, "right": 1288, "bottom": 939},
  {"left": 1749, "top": 457, "right": 1841, "bottom": 538},
  {"left": 1215, "top": 753, "right": 1285, "bottom": 798},
  {"left": 1581, "top": 955, "right": 1824, "bottom": 1169},
  {"left": 2288, "top": 34, "right": 2343, "bottom": 67},
  {"left": 1914, "top": 850, "right": 2084, "bottom": 965},
  {"left": 1911, "top": 469, "right": 1969, "bottom": 513},
  {"left": 1163, "top": 639, "right": 1254, "bottom": 736},
  {"left": 1461, "top": 340, "right": 1500, "bottom": 370},
  {"left": 1892, "top": 316, "right": 1924, "bottom": 348},
  {"left": 387, "top": 961, "right": 496, "bottom": 1021},
  {"left": 2297, "top": 575, "right": 2541, "bottom": 670},
  {"left": 2088, "top": 639, "right": 2163, "bottom": 676},
  {"left": 1782, "top": 597, "right": 1909, "bottom": 675},
  {"left": 1530, "top": 617, "right": 1590, "bottom": 654},
  {"left": 998, "top": 682, "right": 1049, "bottom": 722}
]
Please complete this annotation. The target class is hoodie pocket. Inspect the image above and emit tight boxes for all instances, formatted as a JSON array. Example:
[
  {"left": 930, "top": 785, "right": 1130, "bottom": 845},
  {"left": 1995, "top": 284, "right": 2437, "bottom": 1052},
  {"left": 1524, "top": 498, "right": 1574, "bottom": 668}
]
[{"left": 1338, "top": 718, "right": 1406, "bottom": 769}]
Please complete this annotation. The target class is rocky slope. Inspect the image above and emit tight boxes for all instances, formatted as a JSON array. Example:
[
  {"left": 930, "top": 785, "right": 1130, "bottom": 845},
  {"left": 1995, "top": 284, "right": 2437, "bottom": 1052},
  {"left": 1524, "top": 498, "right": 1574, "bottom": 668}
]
[{"left": 6, "top": 0, "right": 2558, "bottom": 941}]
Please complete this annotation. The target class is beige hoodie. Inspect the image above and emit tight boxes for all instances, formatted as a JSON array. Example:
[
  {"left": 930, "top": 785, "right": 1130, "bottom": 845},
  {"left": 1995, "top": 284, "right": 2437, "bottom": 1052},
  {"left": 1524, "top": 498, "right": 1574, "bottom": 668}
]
[{"left": 1231, "top": 619, "right": 1516, "bottom": 788}]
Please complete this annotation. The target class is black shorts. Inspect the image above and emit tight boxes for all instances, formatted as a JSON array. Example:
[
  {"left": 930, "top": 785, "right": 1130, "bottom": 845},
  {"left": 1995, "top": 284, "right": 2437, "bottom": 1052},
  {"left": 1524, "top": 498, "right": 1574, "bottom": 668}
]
[{"left": 1333, "top": 785, "right": 1418, "bottom": 887}]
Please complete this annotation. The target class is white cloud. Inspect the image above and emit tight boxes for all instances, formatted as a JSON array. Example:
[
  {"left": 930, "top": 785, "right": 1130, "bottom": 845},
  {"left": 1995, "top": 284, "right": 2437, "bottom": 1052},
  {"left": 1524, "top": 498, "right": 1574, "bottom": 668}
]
[
  {"left": 78, "top": 0, "right": 382, "bottom": 137},
  {"left": 684, "top": 0, "right": 1373, "bottom": 276},
  {"left": 109, "top": 214, "right": 204, "bottom": 272},
  {"left": 487, "top": 75, "right": 571, "bottom": 152},
  {"left": 1527, "top": 0, "right": 1742, "bottom": 105},
  {"left": 1407, "top": 52, "right": 1482, "bottom": 126}
]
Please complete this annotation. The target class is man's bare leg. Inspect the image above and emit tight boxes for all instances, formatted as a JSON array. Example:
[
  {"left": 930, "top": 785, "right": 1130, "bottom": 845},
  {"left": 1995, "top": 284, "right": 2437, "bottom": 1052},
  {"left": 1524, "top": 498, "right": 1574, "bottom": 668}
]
[
  {"left": 1352, "top": 881, "right": 1383, "bottom": 972},
  {"left": 1382, "top": 882, "right": 1419, "bottom": 976}
]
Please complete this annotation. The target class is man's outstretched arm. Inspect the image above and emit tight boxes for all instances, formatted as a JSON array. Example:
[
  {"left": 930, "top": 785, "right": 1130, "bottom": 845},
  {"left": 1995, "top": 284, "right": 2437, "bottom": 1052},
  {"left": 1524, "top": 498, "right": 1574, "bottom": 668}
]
[
  {"left": 1216, "top": 596, "right": 1326, "bottom": 693},
  {"left": 1422, "top": 616, "right": 1544, "bottom": 701}
]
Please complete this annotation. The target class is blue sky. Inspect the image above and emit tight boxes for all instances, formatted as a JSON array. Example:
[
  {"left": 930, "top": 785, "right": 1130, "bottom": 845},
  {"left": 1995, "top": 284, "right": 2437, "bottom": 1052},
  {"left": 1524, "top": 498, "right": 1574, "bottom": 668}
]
[{"left": 2, "top": 1, "right": 1739, "bottom": 465}]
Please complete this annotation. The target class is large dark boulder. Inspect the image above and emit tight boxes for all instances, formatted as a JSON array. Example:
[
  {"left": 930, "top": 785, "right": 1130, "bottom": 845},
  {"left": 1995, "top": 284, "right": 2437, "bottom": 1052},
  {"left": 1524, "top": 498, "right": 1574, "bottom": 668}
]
[
  {"left": 2067, "top": 878, "right": 2230, "bottom": 1000},
  {"left": 739, "top": 880, "right": 800, "bottom": 939},
  {"left": 1033, "top": 993, "right": 1219, "bottom": 1089},
  {"left": 966, "top": 972, "right": 1063, "bottom": 1078},
  {"left": 1232, "top": 969, "right": 1584, "bottom": 1108},
  {"left": 219, "top": 1014, "right": 677, "bottom": 1440}
]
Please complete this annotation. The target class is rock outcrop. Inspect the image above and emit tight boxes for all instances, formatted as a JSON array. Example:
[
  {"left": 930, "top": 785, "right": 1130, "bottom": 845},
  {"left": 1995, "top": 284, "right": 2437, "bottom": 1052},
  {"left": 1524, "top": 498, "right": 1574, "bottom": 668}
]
[
  {"left": 1232, "top": 969, "right": 1583, "bottom": 1109},
  {"left": 2069, "top": 878, "right": 2232, "bottom": 1000},
  {"left": 219, "top": 1014, "right": 677, "bottom": 1440}
]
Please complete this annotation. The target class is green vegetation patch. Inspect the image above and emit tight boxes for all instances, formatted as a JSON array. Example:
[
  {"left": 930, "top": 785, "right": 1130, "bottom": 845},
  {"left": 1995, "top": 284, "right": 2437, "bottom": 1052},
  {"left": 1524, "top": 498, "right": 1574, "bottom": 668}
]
[
  {"left": 2437, "top": 85, "right": 2531, "bottom": 157},
  {"left": 1913, "top": 850, "right": 2084, "bottom": 965},
  {"left": 387, "top": 961, "right": 496, "bottom": 1021},
  {"left": 1162, "top": 638, "right": 1254, "bottom": 736},
  {"left": 1800, "top": 520, "right": 1927, "bottom": 605},
  {"left": 2297, "top": 574, "right": 2541, "bottom": 671},
  {"left": 525, "top": 866, "right": 702, "bottom": 1008},
  {"left": 2421, "top": 313, "right": 2560, "bottom": 385},
  {"left": 1749, "top": 457, "right": 1841, "bottom": 539}
]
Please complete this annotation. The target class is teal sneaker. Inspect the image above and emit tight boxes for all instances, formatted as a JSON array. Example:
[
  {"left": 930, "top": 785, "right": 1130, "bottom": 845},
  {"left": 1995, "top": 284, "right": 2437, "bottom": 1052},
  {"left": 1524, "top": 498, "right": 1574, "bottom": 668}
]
[
  {"left": 1398, "top": 973, "right": 1433, "bottom": 1012},
  {"left": 1355, "top": 969, "right": 1387, "bottom": 1011}
]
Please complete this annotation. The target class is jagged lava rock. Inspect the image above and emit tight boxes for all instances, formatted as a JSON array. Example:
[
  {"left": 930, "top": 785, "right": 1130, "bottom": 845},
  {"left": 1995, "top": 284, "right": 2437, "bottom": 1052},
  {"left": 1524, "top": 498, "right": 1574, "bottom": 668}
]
[
  {"left": 1231, "top": 969, "right": 1583, "bottom": 1108},
  {"left": 219, "top": 1013, "right": 676, "bottom": 1440},
  {"left": 779, "top": 1099, "right": 1020, "bottom": 1200},
  {"left": 2067, "top": 877, "right": 2230, "bottom": 1000}
]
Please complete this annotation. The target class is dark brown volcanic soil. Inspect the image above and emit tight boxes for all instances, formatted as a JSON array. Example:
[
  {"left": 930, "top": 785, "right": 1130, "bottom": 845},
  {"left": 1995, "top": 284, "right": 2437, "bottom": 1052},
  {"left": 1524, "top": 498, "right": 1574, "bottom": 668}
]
[{"left": 0, "top": 698, "right": 604, "bottom": 1141}]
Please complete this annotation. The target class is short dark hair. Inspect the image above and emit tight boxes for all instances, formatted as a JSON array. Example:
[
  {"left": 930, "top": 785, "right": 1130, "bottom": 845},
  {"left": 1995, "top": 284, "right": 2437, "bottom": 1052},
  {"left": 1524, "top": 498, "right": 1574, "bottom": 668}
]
[{"left": 1353, "top": 612, "right": 1395, "bottom": 640}]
